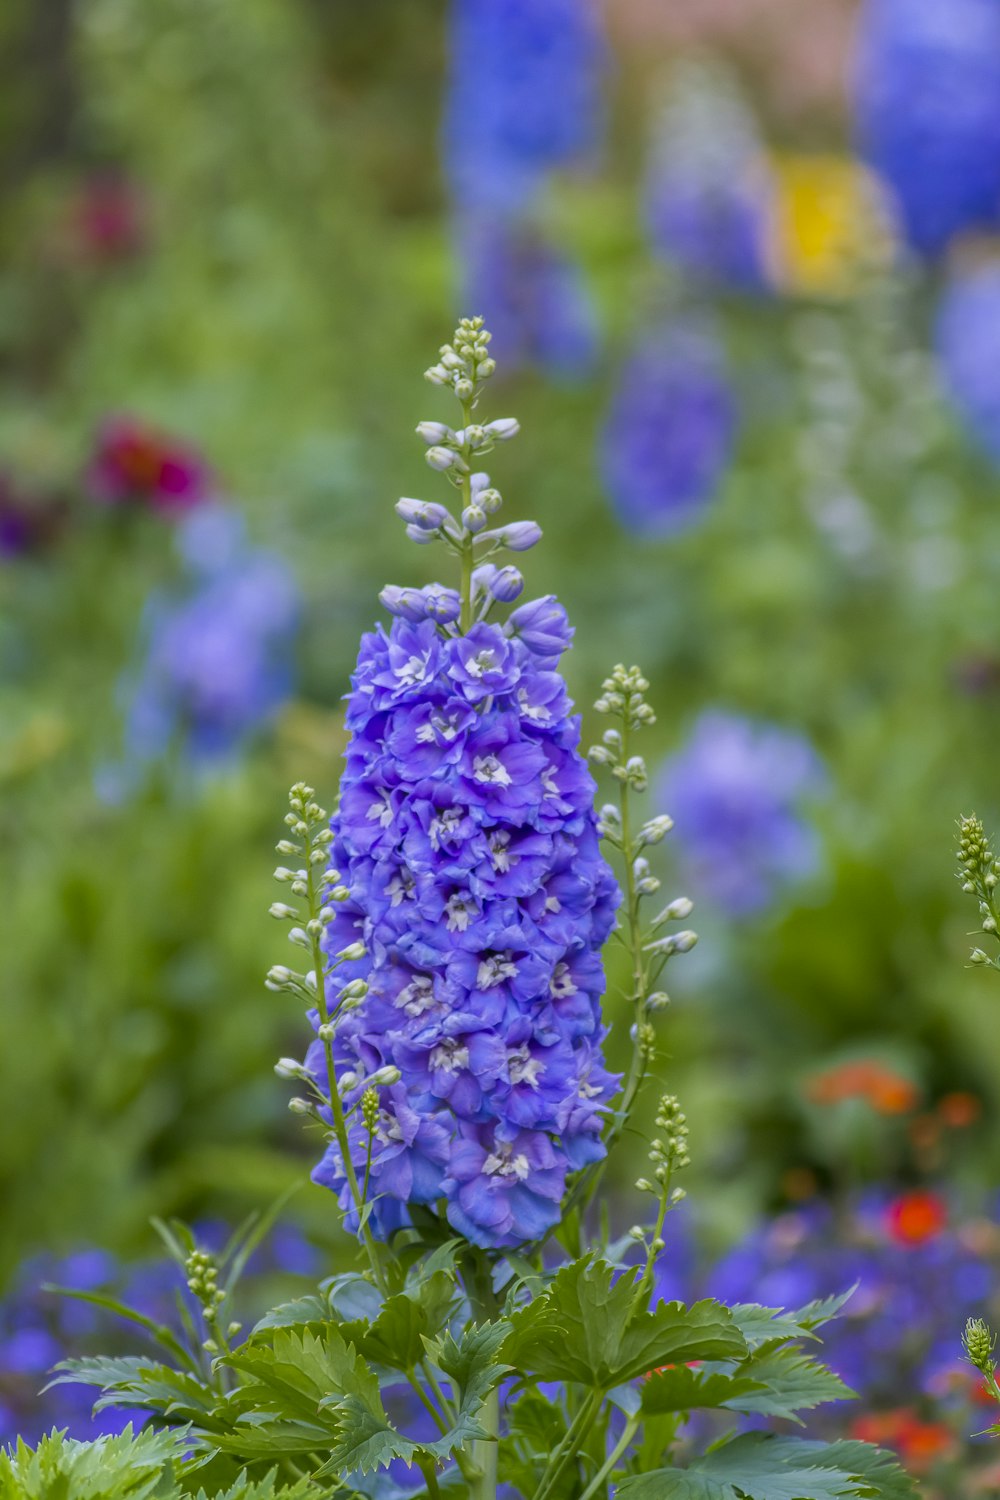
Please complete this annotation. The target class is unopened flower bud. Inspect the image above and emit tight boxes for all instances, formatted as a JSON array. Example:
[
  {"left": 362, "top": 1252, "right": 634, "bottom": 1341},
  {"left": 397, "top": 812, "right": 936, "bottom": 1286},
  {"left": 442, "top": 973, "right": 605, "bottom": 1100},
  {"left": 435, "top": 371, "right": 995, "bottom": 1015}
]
[
  {"left": 395, "top": 498, "right": 450, "bottom": 531},
  {"left": 454, "top": 377, "right": 474, "bottom": 401},
  {"left": 269, "top": 902, "right": 297, "bottom": 920},
  {"left": 485, "top": 418, "right": 520, "bottom": 441},
  {"left": 338, "top": 940, "right": 366, "bottom": 961},
  {"left": 488, "top": 521, "right": 542, "bottom": 552},
  {"left": 462, "top": 505, "right": 488, "bottom": 533},
  {"left": 370, "top": 1065, "right": 402, "bottom": 1086},
  {"left": 275, "top": 1057, "right": 305, "bottom": 1080},
  {"left": 490, "top": 566, "right": 524, "bottom": 602},
  {"left": 415, "top": 421, "right": 454, "bottom": 446}
]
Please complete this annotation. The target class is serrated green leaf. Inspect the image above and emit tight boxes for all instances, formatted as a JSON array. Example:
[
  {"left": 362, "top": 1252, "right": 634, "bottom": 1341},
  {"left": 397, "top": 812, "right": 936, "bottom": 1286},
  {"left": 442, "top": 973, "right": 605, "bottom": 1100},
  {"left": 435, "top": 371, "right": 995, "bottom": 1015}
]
[
  {"left": 730, "top": 1350, "right": 855, "bottom": 1424},
  {"left": 617, "top": 1433, "right": 915, "bottom": 1500},
  {"left": 727, "top": 1290, "right": 855, "bottom": 1355},
  {"left": 50, "top": 1357, "right": 222, "bottom": 1426},
  {"left": 641, "top": 1366, "right": 767, "bottom": 1416},
  {"left": 0, "top": 1425, "right": 184, "bottom": 1500},
  {"left": 504, "top": 1259, "right": 747, "bottom": 1388}
]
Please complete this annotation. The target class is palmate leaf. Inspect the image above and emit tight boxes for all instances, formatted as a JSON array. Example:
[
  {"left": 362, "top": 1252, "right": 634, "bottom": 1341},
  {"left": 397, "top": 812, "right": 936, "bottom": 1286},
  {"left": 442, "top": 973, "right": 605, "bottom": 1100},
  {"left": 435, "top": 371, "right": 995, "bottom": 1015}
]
[
  {"left": 617, "top": 1432, "right": 917, "bottom": 1500},
  {"left": 504, "top": 1258, "right": 747, "bottom": 1388}
]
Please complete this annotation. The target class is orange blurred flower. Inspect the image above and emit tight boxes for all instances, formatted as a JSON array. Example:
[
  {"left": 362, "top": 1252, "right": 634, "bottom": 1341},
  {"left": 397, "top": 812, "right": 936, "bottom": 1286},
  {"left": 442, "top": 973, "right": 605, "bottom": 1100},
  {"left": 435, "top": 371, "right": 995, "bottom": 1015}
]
[
  {"left": 938, "top": 1092, "right": 982, "bottom": 1130},
  {"left": 806, "top": 1059, "right": 919, "bottom": 1116},
  {"left": 849, "top": 1409, "right": 955, "bottom": 1473}
]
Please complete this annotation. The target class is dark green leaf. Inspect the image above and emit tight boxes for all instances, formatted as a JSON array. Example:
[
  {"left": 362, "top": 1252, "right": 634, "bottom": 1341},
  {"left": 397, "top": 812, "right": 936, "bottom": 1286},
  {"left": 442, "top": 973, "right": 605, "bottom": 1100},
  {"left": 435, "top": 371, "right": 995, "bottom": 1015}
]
[{"left": 641, "top": 1367, "right": 766, "bottom": 1416}]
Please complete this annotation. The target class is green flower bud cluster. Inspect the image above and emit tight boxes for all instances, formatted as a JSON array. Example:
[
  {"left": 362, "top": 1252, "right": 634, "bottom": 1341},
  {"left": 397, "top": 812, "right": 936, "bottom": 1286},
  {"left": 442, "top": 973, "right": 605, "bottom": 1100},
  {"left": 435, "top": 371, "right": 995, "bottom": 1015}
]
[
  {"left": 964, "top": 1316, "right": 997, "bottom": 1376},
  {"left": 957, "top": 814, "right": 1000, "bottom": 970},
  {"left": 185, "top": 1249, "right": 225, "bottom": 1312},
  {"left": 267, "top": 784, "right": 369, "bottom": 1112},
  {"left": 424, "top": 315, "right": 497, "bottom": 395}
]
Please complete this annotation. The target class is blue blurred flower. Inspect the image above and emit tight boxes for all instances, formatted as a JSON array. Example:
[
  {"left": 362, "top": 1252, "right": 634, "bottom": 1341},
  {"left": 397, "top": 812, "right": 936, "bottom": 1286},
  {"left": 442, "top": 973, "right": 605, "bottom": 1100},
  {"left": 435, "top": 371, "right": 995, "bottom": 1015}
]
[
  {"left": 645, "top": 66, "right": 775, "bottom": 292},
  {"left": 854, "top": 0, "right": 1000, "bottom": 257},
  {"left": 119, "top": 506, "right": 299, "bottom": 772},
  {"left": 443, "top": 0, "right": 605, "bottom": 212},
  {"left": 600, "top": 323, "right": 737, "bottom": 537},
  {"left": 656, "top": 710, "right": 825, "bottom": 916},
  {"left": 935, "top": 263, "right": 1000, "bottom": 466},
  {"left": 309, "top": 606, "right": 621, "bottom": 1250},
  {"left": 457, "top": 217, "right": 598, "bottom": 378}
]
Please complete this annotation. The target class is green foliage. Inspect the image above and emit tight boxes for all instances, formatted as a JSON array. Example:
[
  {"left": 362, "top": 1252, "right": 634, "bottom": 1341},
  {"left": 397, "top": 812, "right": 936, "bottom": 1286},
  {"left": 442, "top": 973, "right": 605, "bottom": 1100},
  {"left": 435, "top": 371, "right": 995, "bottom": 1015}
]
[{"left": 617, "top": 1433, "right": 916, "bottom": 1500}]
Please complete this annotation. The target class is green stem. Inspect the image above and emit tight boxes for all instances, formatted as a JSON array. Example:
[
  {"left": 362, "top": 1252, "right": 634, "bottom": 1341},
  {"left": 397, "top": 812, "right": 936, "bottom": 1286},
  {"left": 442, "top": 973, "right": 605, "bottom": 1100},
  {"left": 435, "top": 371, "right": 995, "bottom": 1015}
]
[
  {"left": 531, "top": 1390, "right": 603, "bottom": 1500},
  {"left": 577, "top": 1415, "right": 639, "bottom": 1500},
  {"left": 470, "top": 1387, "right": 500, "bottom": 1500},
  {"left": 305, "top": 845, "right": 388, "bottom": 1295},
  {"left": 458, "top": 397, "right": 474, "bottom": 632},
  {"left": 418, "top": 1456, "right": 443, "bottom": 1500}
]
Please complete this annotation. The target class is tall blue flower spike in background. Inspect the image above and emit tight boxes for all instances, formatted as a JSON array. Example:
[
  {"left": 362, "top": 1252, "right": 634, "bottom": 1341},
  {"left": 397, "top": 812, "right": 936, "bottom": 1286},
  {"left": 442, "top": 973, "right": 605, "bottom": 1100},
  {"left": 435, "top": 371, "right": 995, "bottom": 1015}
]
[
  {"left": 457, "top": 217, "right": 599, "bottom": 379},
  {"left": 600, "top": 321, "right": 737, "bottom": 537},
  {"left": 443, "top": 0, "right": 605, "bottom": 214},
  {"left": 120, "top": 505, "right": 300, "bottom": 771},
  {"left": 656, "top": 709, "right": 826, "bottom": 917},
  {"left": 854, "top": 0, "right": 1000, "bottom": 258},
  {"left": 645, "top": 64, "right": 776, "bottom": 293},
  {"left": 935, "top": 263, "right": 1000, "bottom": 469},
  {"left": 296, "top": 318, "right": 621, "bottom": 1249}
]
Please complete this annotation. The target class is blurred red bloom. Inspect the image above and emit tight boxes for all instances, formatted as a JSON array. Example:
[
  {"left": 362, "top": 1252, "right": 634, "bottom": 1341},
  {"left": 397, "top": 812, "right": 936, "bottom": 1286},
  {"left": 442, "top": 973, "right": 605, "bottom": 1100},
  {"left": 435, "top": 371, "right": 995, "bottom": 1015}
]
[
  {"left": 886, "top": 1190, "right": 947, "bottom": 1246},
  {"left": 86, "top": 418, "right": 211, "bottom": 514},
  {"left": 69, "top": 176, "right": 146, "bottom": 264}
]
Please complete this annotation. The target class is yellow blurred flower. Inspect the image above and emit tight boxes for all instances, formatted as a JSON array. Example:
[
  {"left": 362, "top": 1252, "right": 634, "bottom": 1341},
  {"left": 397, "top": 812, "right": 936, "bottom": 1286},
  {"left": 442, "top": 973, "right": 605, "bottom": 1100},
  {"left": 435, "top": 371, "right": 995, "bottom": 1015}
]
[{"left": 768, "top": 152, "right": 894, "bottom": 297}]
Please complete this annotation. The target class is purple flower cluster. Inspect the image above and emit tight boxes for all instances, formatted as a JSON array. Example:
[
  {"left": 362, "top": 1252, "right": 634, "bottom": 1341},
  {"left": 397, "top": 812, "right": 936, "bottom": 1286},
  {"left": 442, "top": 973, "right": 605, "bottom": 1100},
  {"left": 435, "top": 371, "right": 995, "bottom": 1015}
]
[
  {"left": 443, "top": 0, "right": 605, "bottom": 213},
  {"left": 645, "top": 71, "right": 775, "bottom": 293},
  {"left": 854, "top": 0, "right": 1000, "bottom": 257},
  {"left": 121, "top": 507, "right": 300, "bottom": 769},
  {"left": 935, "top": 264, "right": 1000, "bottom": 468},
  {"left": 656, "top": 710, "right": 825, "bottom": 916},
  {"left": 310, "top": 601, "right": 620, "bottom": 1249},
  {"left": 600, "top": 324, "right": 737, "bottom": 537},
  {"left": 457, "top": 218, "right": 598, "bottom": 379}
]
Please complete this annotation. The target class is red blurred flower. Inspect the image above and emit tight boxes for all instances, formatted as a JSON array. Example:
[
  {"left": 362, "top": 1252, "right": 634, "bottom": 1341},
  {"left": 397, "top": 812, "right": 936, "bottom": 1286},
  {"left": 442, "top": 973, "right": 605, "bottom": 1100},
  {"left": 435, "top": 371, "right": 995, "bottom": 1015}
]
[
  {"left": 68, "top": 176, "right": 146, "bottom": 264},
  {"left": 937, "top": 1091, "right": 981, "bottom": 1129},
  {"left": 86, "top": 418, "right": 211, "bottom": 515},
  {"left": 886, "top": 1190, "right": 947, "bottom": 1246}
]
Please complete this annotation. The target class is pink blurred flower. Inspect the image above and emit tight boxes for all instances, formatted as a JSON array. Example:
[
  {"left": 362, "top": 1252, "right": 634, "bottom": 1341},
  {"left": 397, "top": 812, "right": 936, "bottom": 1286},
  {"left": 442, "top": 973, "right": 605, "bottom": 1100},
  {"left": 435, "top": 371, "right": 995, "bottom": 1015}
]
[
  {"left": 86, "top": 418, "right": 211, "bottom": 515},
  {"left": 68, "top": 176, "right": 146, "bottom": 264}
]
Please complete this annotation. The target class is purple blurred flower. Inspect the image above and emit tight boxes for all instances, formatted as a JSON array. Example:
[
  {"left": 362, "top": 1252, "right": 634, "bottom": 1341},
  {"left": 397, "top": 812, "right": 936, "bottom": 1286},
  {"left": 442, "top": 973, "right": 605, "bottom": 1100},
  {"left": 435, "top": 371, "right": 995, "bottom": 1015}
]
[
  {"left": 444, "top": 0, "right": 606, "bottom": 212},
  {"left": 457, "top": 217, "right": 599, "bottom": 377},
  {"left": 854, "top": 0, "right": 1000, "bottom": 257},
  {"left": 121, "top": 507, "right": 299, "bottom": 768},
  {"left": 935, "top": 263, "right": 1000, "bottom": 467},
  {"left": 601, "top": 324, "right": 737, "bottom": 537},
  {"left": 646, "top": 67, "right": 776, "bottom": 291},
  {"left": 657, "top": 710, "right": 825, "bottom": 916}
]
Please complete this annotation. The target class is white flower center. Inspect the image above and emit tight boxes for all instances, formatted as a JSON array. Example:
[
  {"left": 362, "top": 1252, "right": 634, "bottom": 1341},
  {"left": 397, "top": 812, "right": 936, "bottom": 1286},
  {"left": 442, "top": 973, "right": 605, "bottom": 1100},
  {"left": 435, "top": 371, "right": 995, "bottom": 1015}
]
[
  {"left": 429, "top": 808, "right": 462, "bottom": 850},
  {"left": 367, "top": 789, "right": 394, "bottom": 827},
  {"left": 396, "top": 653, "right": 429, "bottom": 687},
  {"left": 385, "top": 869, "right": 416, "bottom": 906},
  {"left": 429, "top": 1039, "right": 471, "bottom": 1074},
  {"left": 484, "top": 1143, "right": 531, "bottom": 1180},
  {"left": 397, "top": 974, "right": 437, "bottom": 1017},
  {"left": 489, "top": 830, "right": 512, "bottom": 872},
  {"left": 468, "top": 649, "right": 498, "bottom": 678},
  {"left": 445, "top": 893, "right": 476, "bottom": 932},
  {"left": 473, "top": 753, "right": 512, "bottom": 786},
  {"left": 518, "top": 687, "right": 551, "bottom": 722},
  {"left": 476, "top": 953, "right": 518, "bottom": 990},
  {"left": 508, "top": 1044, "right": 544, "bottom": 1089},
  {"left": 550, "top": 962, "right": 577, "bottom": 999}
]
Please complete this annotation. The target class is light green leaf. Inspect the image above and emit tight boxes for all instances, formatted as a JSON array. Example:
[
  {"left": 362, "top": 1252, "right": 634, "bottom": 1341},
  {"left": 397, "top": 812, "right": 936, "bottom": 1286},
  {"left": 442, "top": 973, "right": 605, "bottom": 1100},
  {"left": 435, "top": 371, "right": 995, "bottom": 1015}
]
[
  {"left": 641, "top": 1367, "right": 766, "bottom": 1417},
  {"left": 617, "top": 1433, "right": 915, "bottom": 1500}
]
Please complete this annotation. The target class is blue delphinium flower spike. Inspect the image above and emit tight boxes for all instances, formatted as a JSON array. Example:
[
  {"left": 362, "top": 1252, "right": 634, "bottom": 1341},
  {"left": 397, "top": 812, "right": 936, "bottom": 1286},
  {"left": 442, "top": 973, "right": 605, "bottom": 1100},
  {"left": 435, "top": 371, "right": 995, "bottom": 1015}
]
[
  {"left": 120, "top": 505, "right": 300, "bottom": 771},
  {"left": 656, "top": 709, "right": 826, "bottom": 916},
  {"left": 600, "top": 322, "right": 737, "bottom": 537},
  {"left": 443, "top": 0, "right": 606, "bottom": 213},
  {"left": 306, "top": 318, "right": 621, "bottom": 1250},
  {"left": 457, "top": 216, "right": 599, "bottom": 378},
  {"left": 935, "top": 263, "right": 1000, "bottom": 467},
  {"left": 645, "top": 63, "right": 776, "bottom": 293},
  {"left": 854, "top": 0, "right": 1000, "bottom": 257}
]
